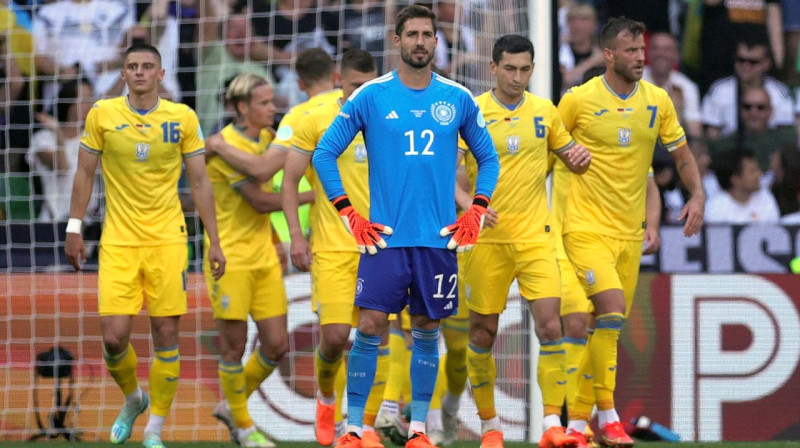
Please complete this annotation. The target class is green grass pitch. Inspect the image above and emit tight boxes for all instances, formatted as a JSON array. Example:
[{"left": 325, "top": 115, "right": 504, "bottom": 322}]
[{"left": 3, "top": 442, "right": 800, "bottom": 448}]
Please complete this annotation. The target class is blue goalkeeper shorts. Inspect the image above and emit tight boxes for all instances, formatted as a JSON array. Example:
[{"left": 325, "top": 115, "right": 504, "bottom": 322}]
[{"left": 355, "top": 247, "right": 458, "bottom": 319}]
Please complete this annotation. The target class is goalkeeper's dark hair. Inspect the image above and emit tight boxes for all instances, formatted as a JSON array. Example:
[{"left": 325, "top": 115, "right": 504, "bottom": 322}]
[
  {"left": 601, "top": 17, "right": 646, "bottom": 50},
  {"left": 396, "top": 4, "right": 436, "bottom": 36},
  {"left": 124, "top": 43, "right": 162, "bottom": 64},
  {"left": 492, "top": 34, "right": 534, "bottom": 64},
  {"left": 341, "top": 49, "right": 376, "bottom": 74},
  {"left": 713, "top": 147, "right": 757, "bottom": 191},
  {"left": 296, "top": 48, "right": 335, "bottom": 87},
  {"left": 225, "top": 73, "right": 271, "bottom": 117}
]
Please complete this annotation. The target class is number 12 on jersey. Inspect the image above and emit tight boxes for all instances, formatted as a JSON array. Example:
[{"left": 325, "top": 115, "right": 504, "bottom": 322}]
[{"left": 404, "top": 129, "right": 435, "bottom": 156}]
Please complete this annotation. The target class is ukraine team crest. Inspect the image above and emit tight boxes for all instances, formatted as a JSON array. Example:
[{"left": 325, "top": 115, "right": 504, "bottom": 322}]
[
  {"left": 136, "top": 142, "right": 150, "bottom": 161},
  {"left": 431, "top": 101, "right": 456, "bottom": 126},
  {"left": 506, "top": 135, "right": 521, "bottom": 155},
  {"left": 618, "top": 128, "right": 631, "bottom": 147}
]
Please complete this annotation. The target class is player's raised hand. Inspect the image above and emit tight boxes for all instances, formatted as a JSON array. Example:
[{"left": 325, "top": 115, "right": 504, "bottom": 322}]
[
  {"left": 207, "top": 242, "right": 226, "bottom": 280},
  {"left": 333, "top": 195, "right": 393, "bottom": 255},
  {"left": 290, "top": 236, "right": 313, "bottom": 272},
  {"left": 678, "top": 194, "right": 704, "bottom": 237},
  {"left": 65, "top": 233, "right": 86, "bottom": 271},
  {"left": 440, "top": 195, "right": 489, "bottom": 253}
]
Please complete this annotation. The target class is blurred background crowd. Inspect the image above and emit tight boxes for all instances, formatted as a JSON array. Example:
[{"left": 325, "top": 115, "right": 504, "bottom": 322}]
[{"left": 1, "top": 0, "right": 799, "bottom": 232}]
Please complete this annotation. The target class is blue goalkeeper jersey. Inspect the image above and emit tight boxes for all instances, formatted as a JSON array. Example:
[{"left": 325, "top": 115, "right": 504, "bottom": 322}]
[{"left": 313, "top": 70, "right": 499, "bottom": 248}]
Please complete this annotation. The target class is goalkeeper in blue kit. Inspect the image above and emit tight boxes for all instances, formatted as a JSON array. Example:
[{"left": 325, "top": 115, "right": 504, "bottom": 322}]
[{"left": 312, "top": 5, "right": 499, "bottom": 448}]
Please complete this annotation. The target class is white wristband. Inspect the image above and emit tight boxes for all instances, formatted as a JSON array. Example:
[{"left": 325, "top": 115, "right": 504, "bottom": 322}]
[{"left": 66, "top": 218, "right": 83, "bottom": 235}]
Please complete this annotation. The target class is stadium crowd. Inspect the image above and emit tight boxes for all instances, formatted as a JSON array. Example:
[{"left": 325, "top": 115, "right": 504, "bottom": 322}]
[
  {"left": 0, "top": 0, "right": 799, "bottom": 228},
  {"left": 2, "top": 1, "right": 798, "bottom": 448}
]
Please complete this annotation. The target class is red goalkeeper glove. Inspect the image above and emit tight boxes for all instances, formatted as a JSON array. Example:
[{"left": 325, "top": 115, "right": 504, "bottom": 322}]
[
  {"left": 439, "top": 195, "right": 489, "bottom": 253},
  {"left": 333, "top": 195, "right": 394, "bottom": 255}
]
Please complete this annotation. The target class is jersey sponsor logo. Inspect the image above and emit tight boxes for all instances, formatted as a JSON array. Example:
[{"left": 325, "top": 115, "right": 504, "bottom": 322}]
[
  {"left": 410, "top": 109, "right": 426, "bottom": 118},
  {"left": 276, "top": 125, "right": 293, "bottom": 141},
  {"left": 618, "top": 128, "right": 632, "bottom": 147},
  {"left": 486, "top": 119, "right": 498, "bottom": 126},
  {"left": 506, "top": 135, "right": 521, "bottom": 155},
  {"left": 431, "top": 101, "right": 457, "bottom": 126},
  {"left": 338, "top": 111, "right": 351, "bottom": 119},
  {"left": 354, "top": 144, "right": 367, "bottom": 163},
  {"left": 385, "top": 110, "right": 399, "bottom": 119},
  {"left": 115, "top": 124, "right": 129, "bottom": 131},
  {"left": 593, "top": 109, "right": 609, "bottom": 116},
  {"left": 135, "top": 142, "right": 150, "bottom": 162}
]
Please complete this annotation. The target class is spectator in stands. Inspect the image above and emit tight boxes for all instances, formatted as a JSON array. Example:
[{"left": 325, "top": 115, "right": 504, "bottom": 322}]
[
  {"left": 196, "top": 0, "right": 276, "bottom": 135},
  {"left": 32, "top": 0, "right": 134, "bottom": 111},
  {"left": 782, "top": 0, "right": 800, "bottom": 86},
  {"left": 140, "top": 0, "right": 201, "bottom": 109},
  {"left": 26, "top": 78, "right": 103, "bottom": 222},
  {"left": 644, "top": 32, "right": 703, "bottom": 140},
  {"left": 702, "top": 34, "right": 794, "bottom": 140},
  {"left": 559, "top": 2, "right": 603, "bottom": 92},
  {"left": 241, "top": 0, "right": 339, "bottom": 106},
  {"left": 769, "top": 144, "right": 800, "bottom": 223},
  {"left": 706, "top": 147, "right": 780, "bottom": 224},
  {"left": 433, "top": 0, "right": 478, "bottom": 91},
  {"left": 336, "top": 0, "right": 390, "bottom": 74},
  {"left": 701, "top": 0, "right": 784, "bottom": 93},
  {"left": 0, "top": 21, "right": 31, "bottom": 173},
  {"left": 709, "top": 85, "right": 797, "bottom": 182}
]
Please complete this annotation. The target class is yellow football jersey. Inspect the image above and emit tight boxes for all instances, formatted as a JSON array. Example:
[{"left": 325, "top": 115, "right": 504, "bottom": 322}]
[
  {"left": 204, "top": 124, "right": 274, "bottom": 270},
  {"left": 271, "top": 89, "right": 343, "bottom": 151},
  {"left": 557, "top": 76, "right": 685, "bottom": 240},
  {"left": 291, "top": 95, "right": 369, "bottom": 253},
  {"left": 80, "top": 97, "right": 204, "bottom": 246},
  {"left": 462, "top": 91, "right": 574, "bottom": 243}
]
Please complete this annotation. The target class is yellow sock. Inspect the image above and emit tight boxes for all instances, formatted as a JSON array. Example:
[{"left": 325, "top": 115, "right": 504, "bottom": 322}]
[
  {"left": 570, "top": 332, "right": 595, "bottom": 422},
  {"left": 467, "top": 343, "right": 496, "bottom": 420},
  {"left": 149, "top": 346, "right": 180, "bottom": 417},
  {"left": 538, "top": 338, "right": 567, "bottom": 417},
  {"left": 334, "top": 359, "right": 347, "bottom": 423},
  {"left": 219, "top": 361, "right": 252, "bottom": 428},
  {"left": 442, "top": 319, "right": 469, "bottom": 395},
  {"left": 430, "top": 353, "right": 448, "bottom": 411},
  {"left": 315, "top": 347, "right": 343, "bottom": 399},
  {"left": 591, "top": 314, "right": 624, "bottom": 411},
  {"left": 384, "top": 329, "right": 408, "bottom": 403},
  {"left": 244, "top": 350, "right": 277, "bottom": 396},
  {"left": 563, "top": 336, "right": 587, "bottom": 412},
  {"left": 104, "top": 343, "right": 139, "bottom": 396},
  {"left": 365, "top": 344, "right": 390, "bottom": 425}
]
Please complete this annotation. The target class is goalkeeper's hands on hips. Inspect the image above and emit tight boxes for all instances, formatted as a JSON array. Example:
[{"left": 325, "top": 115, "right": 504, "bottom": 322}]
[
  {"left": 333, "top": 195, "right": 393, "bottom": 255},
  {"left": 440, "top": 195, "right": 489, "bottom": 253}
]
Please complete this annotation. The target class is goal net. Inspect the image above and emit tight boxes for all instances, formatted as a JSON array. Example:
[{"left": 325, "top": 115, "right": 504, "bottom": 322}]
[{"left": 0, "top": 0, "right": 537, "bottom": 442}]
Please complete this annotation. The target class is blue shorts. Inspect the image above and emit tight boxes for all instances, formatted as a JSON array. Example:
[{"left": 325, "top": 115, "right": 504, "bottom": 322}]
[{"left": 355, "top": 247, "right": 458, "bottom": 320}]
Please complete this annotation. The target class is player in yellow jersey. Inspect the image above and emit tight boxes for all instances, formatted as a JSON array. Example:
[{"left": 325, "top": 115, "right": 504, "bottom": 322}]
[
  {"left": 552, "top": 155, "right": 662, "bottom": 448},
  {"left": 205, "top": 48, "right": 341, "bottom": 187},
  {"left": 205, "top": 73, "right": 312, "bottom": 447},
  {"left": 283, "top": 49, "right": 387, "bottom": 448},
  {"left": 557, "top": 18, "right": 704, "bottom": 447},
  {"left": 458, "top": 34, "right": 591, "bottom": 448},
  {"left": 65, "top": 44, "right": 225, "bottom": 448}
]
